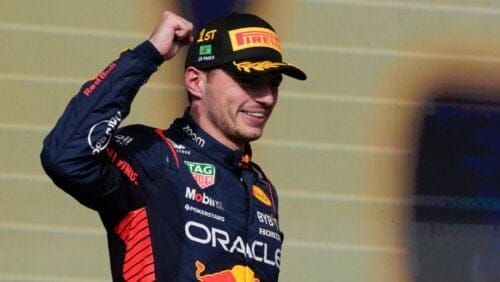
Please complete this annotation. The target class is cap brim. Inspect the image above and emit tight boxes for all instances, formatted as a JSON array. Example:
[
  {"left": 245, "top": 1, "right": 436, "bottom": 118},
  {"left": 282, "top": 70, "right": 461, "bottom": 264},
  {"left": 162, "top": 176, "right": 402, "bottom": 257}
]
[
  {"left": 279, "top": 64, "right": 307, "bottom": 80},
  {"left": 223, "top": 60, "right": 307, "bottom": 80}
]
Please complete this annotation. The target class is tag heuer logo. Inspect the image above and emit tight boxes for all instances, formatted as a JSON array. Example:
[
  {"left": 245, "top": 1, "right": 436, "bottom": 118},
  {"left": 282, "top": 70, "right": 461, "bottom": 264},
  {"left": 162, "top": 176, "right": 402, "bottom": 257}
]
[{"left": 185, "top": 161, "right": 216, "bottom": 189}]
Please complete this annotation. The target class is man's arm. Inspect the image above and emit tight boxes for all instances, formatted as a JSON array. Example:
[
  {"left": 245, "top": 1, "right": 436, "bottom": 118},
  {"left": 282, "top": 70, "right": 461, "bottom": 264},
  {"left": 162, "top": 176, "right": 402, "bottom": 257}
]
[
  {"left": 40, "top": 11, "right": 193, "bottom": 206},
  {"left": 149, "top": 11, "right": 194, "bottom": 60}
]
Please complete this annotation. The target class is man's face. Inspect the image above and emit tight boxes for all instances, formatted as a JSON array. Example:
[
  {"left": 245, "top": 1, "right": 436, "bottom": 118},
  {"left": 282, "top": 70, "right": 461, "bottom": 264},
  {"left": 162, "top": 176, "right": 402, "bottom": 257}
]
[{"left": 199, "top": 68, "right": 282, "bottom": 150}]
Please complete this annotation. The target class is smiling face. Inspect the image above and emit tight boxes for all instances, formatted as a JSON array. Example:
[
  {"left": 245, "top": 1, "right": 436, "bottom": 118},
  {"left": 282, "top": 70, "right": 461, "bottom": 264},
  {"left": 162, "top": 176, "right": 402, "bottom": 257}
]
[{"left": 186, "top": 67, "right": 282, "bottom": 150}]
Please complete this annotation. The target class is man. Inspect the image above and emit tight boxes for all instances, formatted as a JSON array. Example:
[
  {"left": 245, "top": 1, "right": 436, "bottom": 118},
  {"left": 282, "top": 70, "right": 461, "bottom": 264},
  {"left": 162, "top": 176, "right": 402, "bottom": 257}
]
[{"left": 41, "top": 10, "right": 306, "bottom": 282}]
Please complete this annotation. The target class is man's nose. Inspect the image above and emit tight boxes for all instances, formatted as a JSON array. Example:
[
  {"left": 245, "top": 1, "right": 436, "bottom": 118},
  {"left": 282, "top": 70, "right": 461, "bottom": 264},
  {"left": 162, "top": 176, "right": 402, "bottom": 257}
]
[{"left": 253, "top": 85, "right": 278, "bottom": 106}]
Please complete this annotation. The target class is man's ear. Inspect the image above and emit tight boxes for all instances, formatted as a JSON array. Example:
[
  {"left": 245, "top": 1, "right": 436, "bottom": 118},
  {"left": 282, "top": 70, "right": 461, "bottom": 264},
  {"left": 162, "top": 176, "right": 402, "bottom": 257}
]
[{"left": 185, "top": 66, "right": 205, "bottom": 100}]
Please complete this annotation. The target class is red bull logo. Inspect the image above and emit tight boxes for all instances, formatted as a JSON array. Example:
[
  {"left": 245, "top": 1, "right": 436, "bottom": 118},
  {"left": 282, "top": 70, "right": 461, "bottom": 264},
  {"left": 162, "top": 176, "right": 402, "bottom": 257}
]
[{"left": 195, "top": 260, "right": 260, "bottom": 282}]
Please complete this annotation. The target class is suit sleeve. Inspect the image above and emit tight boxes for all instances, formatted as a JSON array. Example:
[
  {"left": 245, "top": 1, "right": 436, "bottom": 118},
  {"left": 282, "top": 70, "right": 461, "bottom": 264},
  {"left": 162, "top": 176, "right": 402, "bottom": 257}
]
[{"left": 40, "top": 41, "right": 164, "bottom": 208}]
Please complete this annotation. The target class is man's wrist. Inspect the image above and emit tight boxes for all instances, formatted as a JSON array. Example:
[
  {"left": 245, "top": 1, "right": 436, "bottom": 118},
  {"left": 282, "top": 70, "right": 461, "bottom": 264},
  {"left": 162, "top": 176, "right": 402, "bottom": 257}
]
[{"left": 132, "top": 40, "right": 165, "bottom": 67}]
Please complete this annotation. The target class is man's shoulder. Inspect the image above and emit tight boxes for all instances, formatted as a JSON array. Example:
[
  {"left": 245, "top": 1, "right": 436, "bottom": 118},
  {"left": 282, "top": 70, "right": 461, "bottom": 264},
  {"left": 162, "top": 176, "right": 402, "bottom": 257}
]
[
  {"left": 116, "top": 124, "right": 162, "bottom": 140},
  {"left": 113, "top": 124, "right": 163, "bottom": 151},
  {"left": 112, "top": 124, "right": 174, "bottom": 176}
]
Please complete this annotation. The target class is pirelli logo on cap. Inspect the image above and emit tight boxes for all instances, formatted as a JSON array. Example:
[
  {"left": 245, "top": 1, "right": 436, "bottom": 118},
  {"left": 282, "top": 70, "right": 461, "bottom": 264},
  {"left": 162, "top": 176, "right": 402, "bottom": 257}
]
[{"left": 228, "top": 27, "right": 281, "bottom": 54}]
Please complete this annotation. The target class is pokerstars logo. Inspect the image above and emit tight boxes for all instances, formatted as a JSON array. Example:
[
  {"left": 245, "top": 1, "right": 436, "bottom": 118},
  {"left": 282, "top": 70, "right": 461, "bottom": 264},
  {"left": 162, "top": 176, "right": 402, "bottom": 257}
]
[{"left": 185, "top": 187, "right": 224, "bottom": 210}]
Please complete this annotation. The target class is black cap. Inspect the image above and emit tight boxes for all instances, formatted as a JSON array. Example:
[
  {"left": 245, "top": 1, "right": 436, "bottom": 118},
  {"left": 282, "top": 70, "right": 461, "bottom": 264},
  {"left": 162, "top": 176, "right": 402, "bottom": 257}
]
[{"left": 185, "top": 12, "right": 307, "bottom": 80}]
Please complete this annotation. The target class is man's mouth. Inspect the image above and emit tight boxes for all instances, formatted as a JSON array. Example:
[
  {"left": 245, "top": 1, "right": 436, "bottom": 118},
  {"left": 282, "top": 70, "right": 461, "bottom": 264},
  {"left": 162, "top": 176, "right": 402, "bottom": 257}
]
[{"left": 241, "top": 111, "right": 266, "bottom": 118}]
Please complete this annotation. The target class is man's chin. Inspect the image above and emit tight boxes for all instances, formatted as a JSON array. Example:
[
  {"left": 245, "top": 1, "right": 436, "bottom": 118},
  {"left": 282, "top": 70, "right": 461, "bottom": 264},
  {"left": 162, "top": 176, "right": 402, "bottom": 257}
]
[{"left": 236, "top": 129, "right": 264, "bottom": 143}]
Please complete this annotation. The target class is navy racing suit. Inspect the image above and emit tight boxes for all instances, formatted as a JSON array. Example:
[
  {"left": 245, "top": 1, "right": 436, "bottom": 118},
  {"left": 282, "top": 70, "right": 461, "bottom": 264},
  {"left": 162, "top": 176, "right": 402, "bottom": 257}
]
[{"left": 41, "top": 41, "right": 283, "bottom": 282}]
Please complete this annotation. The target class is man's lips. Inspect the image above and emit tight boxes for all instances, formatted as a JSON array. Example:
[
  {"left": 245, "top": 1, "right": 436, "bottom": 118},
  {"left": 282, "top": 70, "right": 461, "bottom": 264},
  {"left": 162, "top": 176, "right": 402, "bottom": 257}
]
[
  {"left": 239, "top": 110, "right": 270, "bottom": 126},
  {"left": 240, "top": 110, "right": 266, "bottom": 118}
]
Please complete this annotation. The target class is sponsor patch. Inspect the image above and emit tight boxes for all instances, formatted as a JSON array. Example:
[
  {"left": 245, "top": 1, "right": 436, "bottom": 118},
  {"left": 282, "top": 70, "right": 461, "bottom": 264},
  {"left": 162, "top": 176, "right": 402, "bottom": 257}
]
[
  {"left": 87, "top": 111, "right": 122, "bottom": 155},
  {"left": 106, "top": 147, "right": 138, "bottom": 185},
  {"left": 185, "top": 204, "right": 225, "bottom": 222},
  {"left": 168, "top": 138, "right": 191, "bottom": 155},
  {"left": 195, "top": 260, "right": 260, "bottom": 282},
  {"left": 186, "top": 220, "right": 281, "bottom": 269},
  {"left": 252, "top": 185, "right": 272, "bottom": 207},
  {"left": 228, "top": 27, "right": 281, "bottom": 53},
  {"left": 83, "top": 62, "right": 117, "bottom": 96},
  {"left": 185, "top": 161, "right": 216, "bottom": 189},
  {"left": 259, "top": 227, "right": 282, "bottom": 242},
  {"left": 183, "top": 125, "right": 205, "bottom": 147},
  {"left": 199, "top": 44, "right": 212, "bottom": 56},
  {"left": 185, "top": 187, "right": 224, "bottom": 210},
  {"left": 256, "top": 210, "right": 278, "bottom": 228},
  {"left": 114, "top": 134, "right": 133, "bottom": 146}
]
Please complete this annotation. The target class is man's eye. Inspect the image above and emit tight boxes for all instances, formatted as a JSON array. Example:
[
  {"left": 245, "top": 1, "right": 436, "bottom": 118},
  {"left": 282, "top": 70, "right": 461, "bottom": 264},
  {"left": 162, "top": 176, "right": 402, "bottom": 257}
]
[
  {"left": 238, "top": 77, "right": 256, "bottom": 85},
  {"left": 271, "top": 79, "right": 282, "bottom": 88}
]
